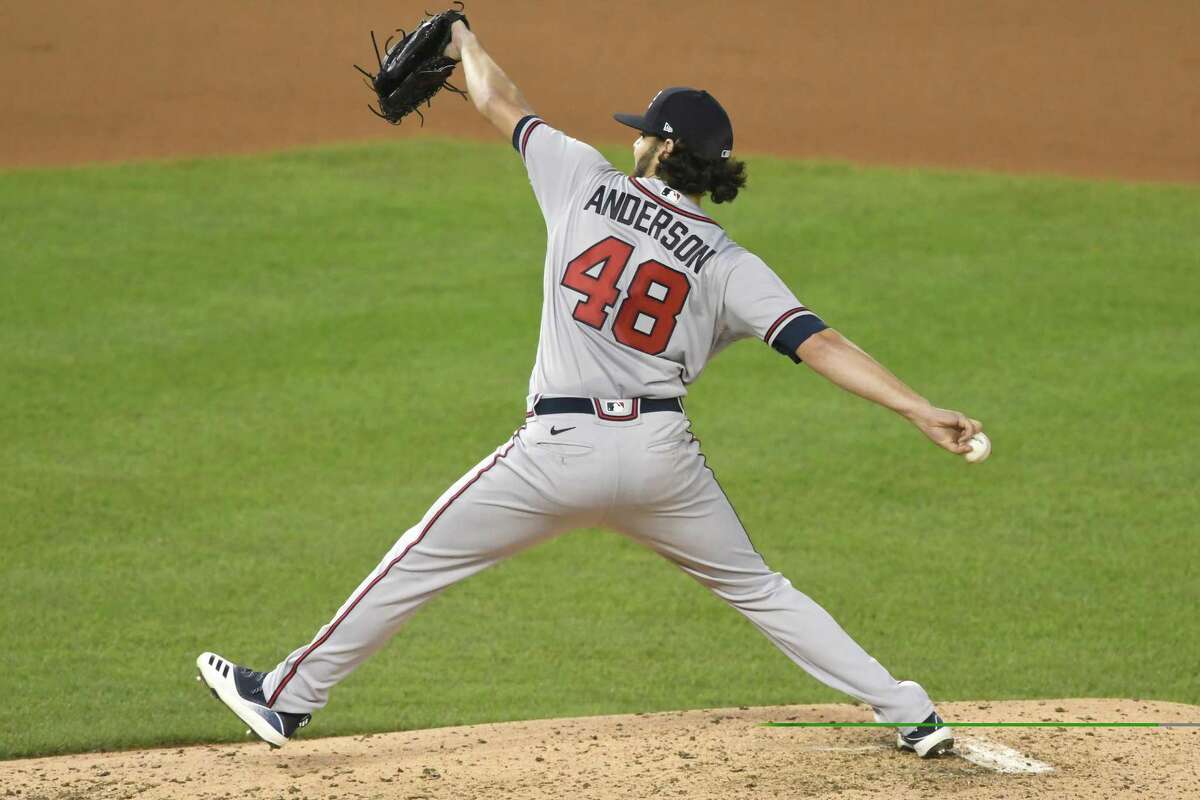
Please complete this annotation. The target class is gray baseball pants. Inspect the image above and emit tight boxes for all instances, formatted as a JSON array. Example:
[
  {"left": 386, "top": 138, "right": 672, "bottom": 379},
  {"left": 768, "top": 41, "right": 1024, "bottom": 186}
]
[{"left": 262, "top": 408, "right": 935, "bottom": 727}]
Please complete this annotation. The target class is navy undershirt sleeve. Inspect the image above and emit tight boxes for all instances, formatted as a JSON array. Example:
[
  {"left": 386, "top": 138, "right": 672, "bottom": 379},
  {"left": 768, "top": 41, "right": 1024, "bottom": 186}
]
[
  {"left": 512, "top": 115, "right": 538, "bottom": 152},
  {"left": 772, "top": 314, "right": 829, "bottom": 363}
]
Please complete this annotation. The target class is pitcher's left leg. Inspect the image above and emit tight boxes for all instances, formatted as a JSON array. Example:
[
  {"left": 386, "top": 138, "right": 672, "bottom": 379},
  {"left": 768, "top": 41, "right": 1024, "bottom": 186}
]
[{"left": 260, "top": 429, "right": 571, "bottom": 714}]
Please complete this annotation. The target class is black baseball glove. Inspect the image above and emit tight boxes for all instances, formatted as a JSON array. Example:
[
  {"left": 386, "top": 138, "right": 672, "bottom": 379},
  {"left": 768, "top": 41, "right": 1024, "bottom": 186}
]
[{"left": 354, "top": 3, "right": 469, "bottom": 125}]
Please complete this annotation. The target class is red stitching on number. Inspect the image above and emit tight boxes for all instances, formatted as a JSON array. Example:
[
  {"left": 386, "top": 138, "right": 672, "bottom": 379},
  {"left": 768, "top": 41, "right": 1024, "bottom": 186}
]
[
  {"left": 266, "top": 429, "right": 525, "bottom": 708},
  {"left": 763, "top": 306, "right": 808, "bottom": 344}
]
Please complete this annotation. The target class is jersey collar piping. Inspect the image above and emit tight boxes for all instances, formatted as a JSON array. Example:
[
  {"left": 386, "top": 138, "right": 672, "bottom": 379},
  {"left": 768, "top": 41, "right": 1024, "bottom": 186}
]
[{"left": 628, "top": 177, "right": 719, "bottom": 227}]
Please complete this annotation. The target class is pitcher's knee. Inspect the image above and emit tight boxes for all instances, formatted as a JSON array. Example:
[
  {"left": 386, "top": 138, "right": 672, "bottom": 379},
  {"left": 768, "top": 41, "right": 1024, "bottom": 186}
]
[{"left": 713, "top": 570, "right": 793, "bottom": 607}]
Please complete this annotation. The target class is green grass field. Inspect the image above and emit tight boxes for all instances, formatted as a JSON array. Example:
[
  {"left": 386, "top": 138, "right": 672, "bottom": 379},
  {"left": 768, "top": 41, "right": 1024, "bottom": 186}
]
[{"left": 2, "top": 140, "right": 1197, "bottom": 760}]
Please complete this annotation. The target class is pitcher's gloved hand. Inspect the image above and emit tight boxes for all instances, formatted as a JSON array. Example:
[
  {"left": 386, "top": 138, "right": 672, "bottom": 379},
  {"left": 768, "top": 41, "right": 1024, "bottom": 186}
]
[{"left": 354, "top": 3, "right": 469, "bottom": 125}]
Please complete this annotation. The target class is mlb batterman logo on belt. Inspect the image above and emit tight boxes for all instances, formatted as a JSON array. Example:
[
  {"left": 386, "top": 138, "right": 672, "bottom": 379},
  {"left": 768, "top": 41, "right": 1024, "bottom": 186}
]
[{"left": 198, "top": 7, "right": 983, "bottom": 763}]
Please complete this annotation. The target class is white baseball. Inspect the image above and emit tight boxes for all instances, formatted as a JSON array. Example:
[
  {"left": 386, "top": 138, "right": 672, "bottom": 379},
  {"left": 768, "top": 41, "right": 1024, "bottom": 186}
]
[{"left": 964, "top": 432, "right": 991, "bottom": 464}]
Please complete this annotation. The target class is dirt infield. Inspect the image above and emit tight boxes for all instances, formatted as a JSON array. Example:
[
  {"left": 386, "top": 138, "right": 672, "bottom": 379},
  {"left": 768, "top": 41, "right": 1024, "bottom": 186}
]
[
  {"left": 4, "top": 1, "right": 1198, "bottom": 181},
  {"left": 3, "top": 699, "right": 1196, "bottom": 799}
]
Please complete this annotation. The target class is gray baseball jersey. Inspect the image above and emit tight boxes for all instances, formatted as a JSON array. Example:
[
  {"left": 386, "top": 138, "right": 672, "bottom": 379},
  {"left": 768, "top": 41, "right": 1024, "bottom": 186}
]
[
  {"left": 514, "top": 116, "right": 827, "bottom": 405},
  {"left": 256, "top": 117, "right": 938, "bottom": 736}
]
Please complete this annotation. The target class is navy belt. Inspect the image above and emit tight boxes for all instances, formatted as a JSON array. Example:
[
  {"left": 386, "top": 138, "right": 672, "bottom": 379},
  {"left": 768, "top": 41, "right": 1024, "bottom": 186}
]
[{"left": 534, "top": 396, "right": 683, "bottom": 419}]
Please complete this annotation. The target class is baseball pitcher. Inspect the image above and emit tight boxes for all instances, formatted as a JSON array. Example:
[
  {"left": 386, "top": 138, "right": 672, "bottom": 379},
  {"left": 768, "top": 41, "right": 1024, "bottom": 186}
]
[{"left": 198, "top": 12, "right": 982, "bottom": 760}]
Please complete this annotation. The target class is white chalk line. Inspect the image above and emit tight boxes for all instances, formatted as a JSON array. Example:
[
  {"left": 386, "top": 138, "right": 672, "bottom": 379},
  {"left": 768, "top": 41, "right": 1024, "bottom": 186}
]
[
  {"left": 803, "top": 745, "right": 891, "bottom": 753},
  {"left": 956, "top": 735, "right": 1055, "bottom": 774}
]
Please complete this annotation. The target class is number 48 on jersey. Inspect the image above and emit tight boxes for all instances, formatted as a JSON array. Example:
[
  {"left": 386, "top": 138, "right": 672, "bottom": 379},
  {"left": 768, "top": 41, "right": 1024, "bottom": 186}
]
[{"left": 561, "top": 236, "right": 691, "bottom": 356}]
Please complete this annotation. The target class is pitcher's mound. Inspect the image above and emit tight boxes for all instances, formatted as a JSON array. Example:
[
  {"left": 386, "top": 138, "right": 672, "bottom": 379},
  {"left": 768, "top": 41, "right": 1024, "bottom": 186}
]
[{"left": 3, "top": 699, "right": 1197, "bottom": 799}]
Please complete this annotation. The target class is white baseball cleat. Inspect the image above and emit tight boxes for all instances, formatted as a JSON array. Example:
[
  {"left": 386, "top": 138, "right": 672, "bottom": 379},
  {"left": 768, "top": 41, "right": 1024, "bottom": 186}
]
[
  {"left": 195, "top": 651, "right": 310, "bottom": 748},
  {"left": 896, "top": 711, "right": 955, "bottom": 758}
]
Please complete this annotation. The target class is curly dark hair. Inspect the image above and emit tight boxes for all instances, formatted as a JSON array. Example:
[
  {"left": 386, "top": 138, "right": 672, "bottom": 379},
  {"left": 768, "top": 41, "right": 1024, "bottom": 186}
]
[{"left": 654, "top": 139, "right": 748, "bottom": 204}]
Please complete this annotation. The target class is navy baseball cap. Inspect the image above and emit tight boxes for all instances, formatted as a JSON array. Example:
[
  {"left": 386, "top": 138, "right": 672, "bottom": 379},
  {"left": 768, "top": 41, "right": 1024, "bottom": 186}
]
[{"left": 614, "top": 87, "right": 734, "bottom": 159}]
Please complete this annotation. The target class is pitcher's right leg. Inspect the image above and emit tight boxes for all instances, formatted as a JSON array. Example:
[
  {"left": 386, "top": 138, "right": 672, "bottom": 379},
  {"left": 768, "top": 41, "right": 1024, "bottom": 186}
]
[{"left": 612, "top": 438, "right": 936, "bottom": 729}]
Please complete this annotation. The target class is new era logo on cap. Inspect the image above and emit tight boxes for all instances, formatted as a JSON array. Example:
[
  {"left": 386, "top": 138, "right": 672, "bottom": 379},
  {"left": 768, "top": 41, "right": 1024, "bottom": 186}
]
[{"left": 663, "top": 122, "right": 674, "bottom": 133}]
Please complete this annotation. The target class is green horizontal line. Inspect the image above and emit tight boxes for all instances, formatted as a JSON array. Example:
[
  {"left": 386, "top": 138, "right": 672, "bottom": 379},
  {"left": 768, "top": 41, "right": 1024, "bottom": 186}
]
[{"left": 763, "top": 722, "right": 1198, "bottom": 728}]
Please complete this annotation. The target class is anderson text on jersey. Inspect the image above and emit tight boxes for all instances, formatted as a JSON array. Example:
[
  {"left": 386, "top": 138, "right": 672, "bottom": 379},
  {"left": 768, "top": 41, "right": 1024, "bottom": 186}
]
[{"left": 582, "top": 186, "right": 716, "bottom": 274}]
